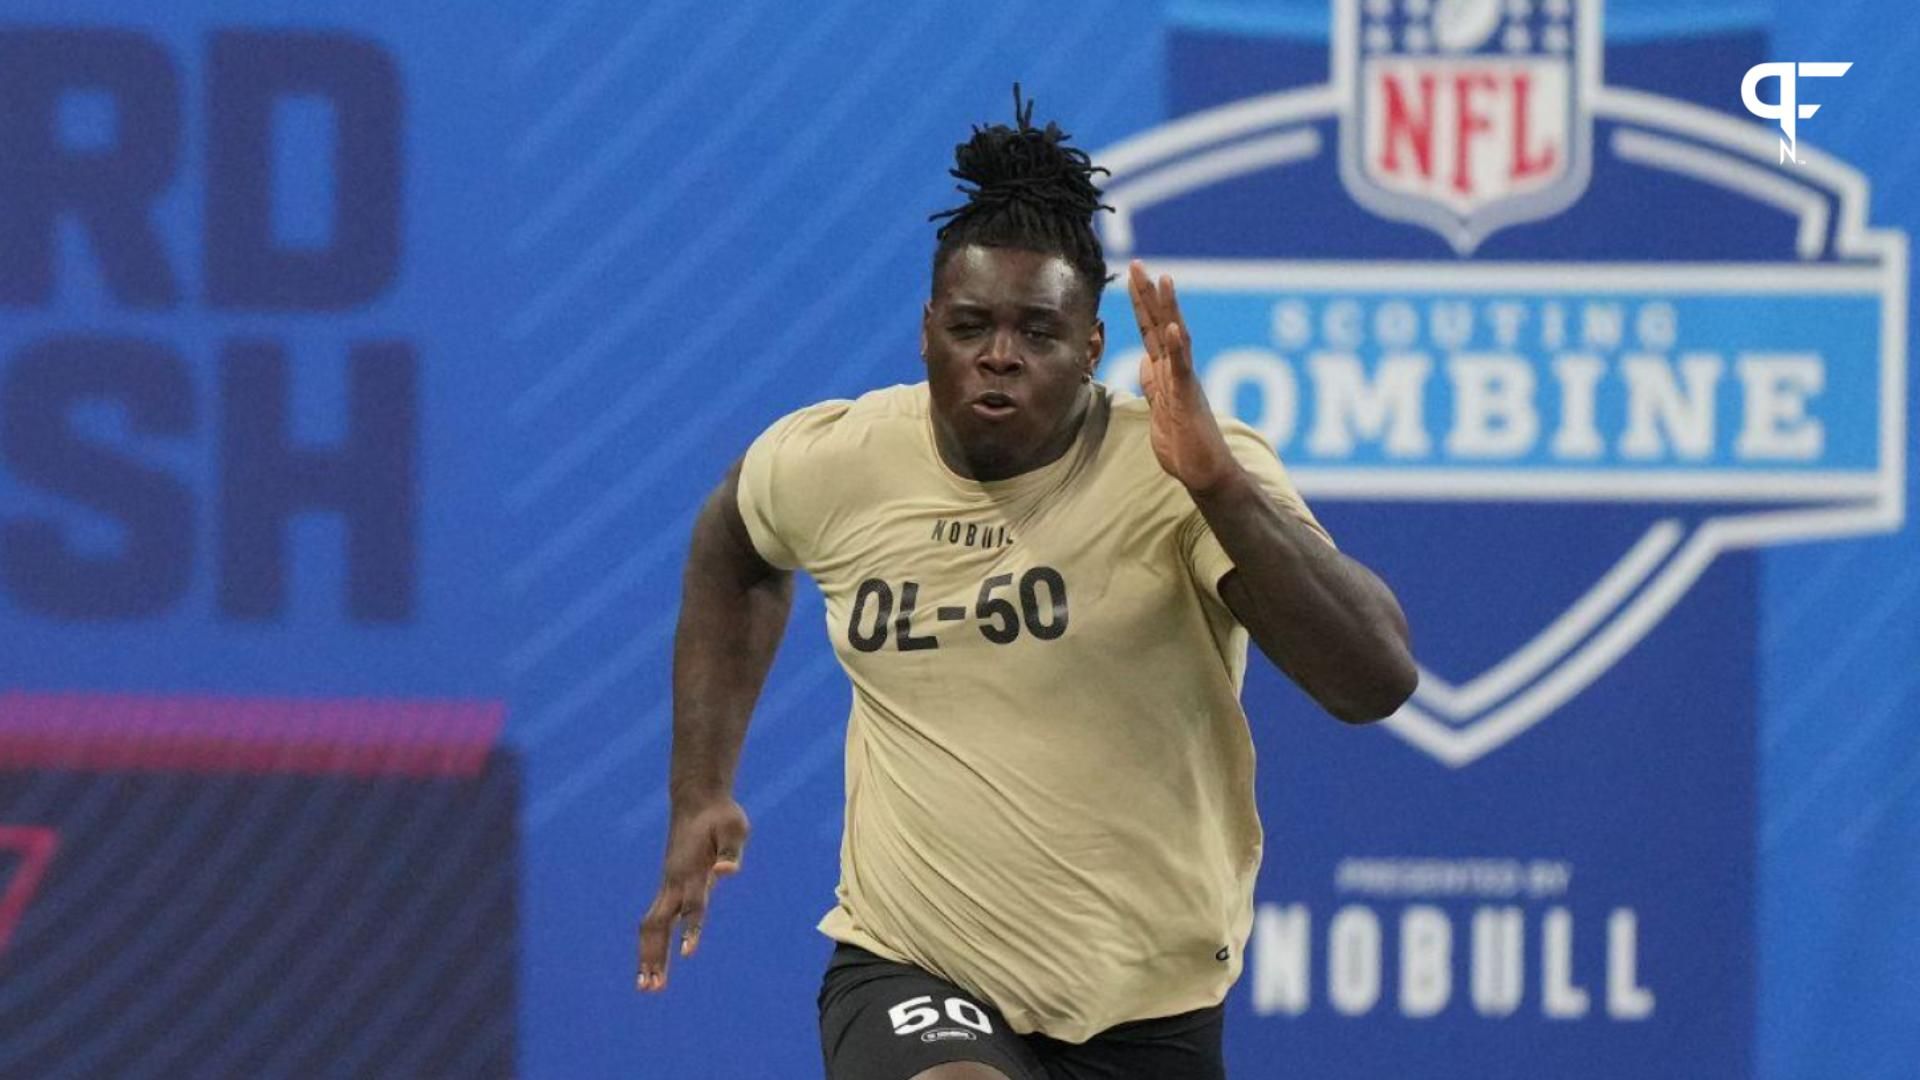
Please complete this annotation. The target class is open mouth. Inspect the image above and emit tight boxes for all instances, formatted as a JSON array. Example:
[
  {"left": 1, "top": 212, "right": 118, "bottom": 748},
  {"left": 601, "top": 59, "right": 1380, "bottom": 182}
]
[{"left": 971, "top": 390, "right": 1018, "bottom": 418}]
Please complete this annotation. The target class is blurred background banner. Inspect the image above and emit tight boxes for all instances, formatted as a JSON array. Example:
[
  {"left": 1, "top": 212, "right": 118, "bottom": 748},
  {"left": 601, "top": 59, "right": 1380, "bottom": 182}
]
[
  {"left": 0, "top": 1, "right": 1913, "bottom": 1078},
  {"left": 0, "top": 2, "right": 520, "bottom": 1074}
]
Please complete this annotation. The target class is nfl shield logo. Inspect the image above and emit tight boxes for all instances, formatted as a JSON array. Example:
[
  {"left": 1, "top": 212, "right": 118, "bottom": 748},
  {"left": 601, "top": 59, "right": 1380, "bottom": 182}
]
[
  {"left": 1093, "top": 0, "right": 1906, "bottom": 767},
  {"left": 1337, "top": 0, "right": 1598, "bottom": 253},
  {"left": 1084, "top": 5, "right": 1909, "bottom": 1073}
]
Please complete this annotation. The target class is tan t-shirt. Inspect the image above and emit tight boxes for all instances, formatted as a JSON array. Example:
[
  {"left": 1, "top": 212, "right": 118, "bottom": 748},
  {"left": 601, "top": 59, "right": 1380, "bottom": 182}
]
[{"left": 737, "top": 381, "right": 1330, "bottom": 1043}]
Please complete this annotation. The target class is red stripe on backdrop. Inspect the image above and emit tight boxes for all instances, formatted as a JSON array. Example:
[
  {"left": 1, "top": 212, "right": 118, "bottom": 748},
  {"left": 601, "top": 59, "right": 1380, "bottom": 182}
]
[{"left": 0, "top": 693, "right": 505, "bottom": 778}]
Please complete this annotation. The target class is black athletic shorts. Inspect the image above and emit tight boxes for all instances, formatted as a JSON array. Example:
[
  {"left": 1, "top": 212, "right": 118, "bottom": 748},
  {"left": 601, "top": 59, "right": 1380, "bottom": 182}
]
[{"left": 818, "top": 943, "right": 1227, "bottom": 1079}]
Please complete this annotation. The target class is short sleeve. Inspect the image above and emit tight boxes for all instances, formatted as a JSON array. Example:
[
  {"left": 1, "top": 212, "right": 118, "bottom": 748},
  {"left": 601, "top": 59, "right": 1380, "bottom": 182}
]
[
  {"left": 736, "top": 401, "right": 851, "bottom": 572},
  {"left": 1181, "top": 419, "right": 1334, "bottom": 602}
]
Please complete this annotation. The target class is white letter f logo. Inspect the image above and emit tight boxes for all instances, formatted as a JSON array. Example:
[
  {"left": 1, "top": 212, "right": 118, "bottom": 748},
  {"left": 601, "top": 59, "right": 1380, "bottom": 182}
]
[{"left": 1743, "top": 62, "right": 1853, "bottom": 164}]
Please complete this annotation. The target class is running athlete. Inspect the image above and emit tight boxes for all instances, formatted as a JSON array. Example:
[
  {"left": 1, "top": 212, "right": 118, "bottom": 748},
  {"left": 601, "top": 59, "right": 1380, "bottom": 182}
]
[{"left": 637, "top": 90, "right": 1417, "bottom": 1079}]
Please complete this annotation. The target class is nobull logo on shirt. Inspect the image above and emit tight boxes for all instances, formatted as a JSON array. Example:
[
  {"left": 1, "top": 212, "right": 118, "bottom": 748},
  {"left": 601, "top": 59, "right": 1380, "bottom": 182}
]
[{"left": 1095, "top": 0, "right": 1907, "bottom": 769}]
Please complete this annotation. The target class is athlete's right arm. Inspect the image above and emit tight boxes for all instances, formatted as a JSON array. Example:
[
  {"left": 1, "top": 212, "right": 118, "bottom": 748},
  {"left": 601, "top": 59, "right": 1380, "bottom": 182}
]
[{"left": 636, "top": 460, "right": 794, "bottom": 993}]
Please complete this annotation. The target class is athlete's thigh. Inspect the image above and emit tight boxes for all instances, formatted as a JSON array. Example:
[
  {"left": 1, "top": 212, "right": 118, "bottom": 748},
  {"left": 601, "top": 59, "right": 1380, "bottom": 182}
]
[
  {"left": 1037, "top": 1004, "right": 1227, "bottom": 1080},
  {"left": 818, "top": 944, "right": 1047, "bottom": 1080}
]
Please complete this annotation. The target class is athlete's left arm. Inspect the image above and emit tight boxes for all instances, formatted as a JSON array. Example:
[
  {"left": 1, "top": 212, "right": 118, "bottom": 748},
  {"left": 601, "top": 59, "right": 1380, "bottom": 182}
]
[{"left": 1127, "top": 261, "right": 1417, "bottom": 723}]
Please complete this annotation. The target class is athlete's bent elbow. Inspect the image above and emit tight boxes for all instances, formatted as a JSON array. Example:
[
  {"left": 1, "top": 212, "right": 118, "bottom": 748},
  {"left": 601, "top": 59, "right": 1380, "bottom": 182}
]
[
  {"left": 1329, "top": 702, "right": 1393, "bottom": 725},
  {"left": 1326, "top": 697, "right": 1393, "bottom": 725},
  {"left": 1325, "top": 653, "right": 1417, "bottom": 725}
]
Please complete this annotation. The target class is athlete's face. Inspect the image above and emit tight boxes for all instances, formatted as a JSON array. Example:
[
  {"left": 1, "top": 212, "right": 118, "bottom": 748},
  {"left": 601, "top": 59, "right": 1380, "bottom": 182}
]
[{"left": 922, "top": 245, "right": 1105, "bottom": 481}]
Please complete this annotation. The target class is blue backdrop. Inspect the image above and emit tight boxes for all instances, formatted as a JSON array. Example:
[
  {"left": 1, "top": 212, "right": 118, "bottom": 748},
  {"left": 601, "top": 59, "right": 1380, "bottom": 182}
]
[{"left": 0, "top": 2, "right": 1915, "bottom": 1078}]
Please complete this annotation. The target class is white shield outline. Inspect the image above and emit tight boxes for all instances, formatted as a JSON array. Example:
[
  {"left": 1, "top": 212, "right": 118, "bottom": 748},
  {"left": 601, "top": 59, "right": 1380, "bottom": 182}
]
[
  {"left": 1094, "top": 46, "right": 1909, "bottom": 768},
  {"left": 1332, "top": 0, "right": 1602, "bottom": 255}
]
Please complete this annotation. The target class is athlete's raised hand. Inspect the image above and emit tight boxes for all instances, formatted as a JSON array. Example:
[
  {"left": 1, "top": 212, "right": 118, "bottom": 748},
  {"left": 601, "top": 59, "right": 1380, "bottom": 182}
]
[
  {"left": 1127, "top": 260, "right": 1238, "bottom": 493},
  {"left": 637, "top": 797, "right": 749, "bottom": 992}
]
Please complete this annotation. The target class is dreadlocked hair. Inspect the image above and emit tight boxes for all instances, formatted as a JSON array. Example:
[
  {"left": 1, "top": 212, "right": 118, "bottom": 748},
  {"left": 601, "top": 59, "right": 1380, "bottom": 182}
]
[{"left": 929, "top": 84, "right": 1112, "bottom": 304}]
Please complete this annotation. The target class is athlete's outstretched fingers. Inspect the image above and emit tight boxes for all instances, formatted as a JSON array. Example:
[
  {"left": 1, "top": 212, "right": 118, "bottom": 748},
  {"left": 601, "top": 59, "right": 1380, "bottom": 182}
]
[
  {"left": 1146, "top": 286, "right": 1182, "bottom": 369},
  {"left": 1128, "top": 262, "right": 1169, "bottom": 399},
  {"left": 1131, "top": 263, "right": 1169, "bottom": 343},
  {"left": 1125, "top": 265, "right": 1152, "bottom": 352},
  {"left": 1158, "top": 273, "right": 1187, "bottom": 327},
  {"left": 1135, "top": 262, "right": 1173, "bottom": 327},
  {"left": 639, "top": 800, "right": 752, "bottom": 987},
  {"left": 1155, "top": 311, "right": 1187, "bottom": 375},
  {"left": 686, "top": 819, "right": 747, "bottom": 955},
  {"left": 637, "top": 883, "right": 682, "bottom": 991},
  {"left": 1159, "top": 275, "right": 1193, "bottom": 374},
  {"left": 677, "top": 870, "right": 714, "bottom": 958}
]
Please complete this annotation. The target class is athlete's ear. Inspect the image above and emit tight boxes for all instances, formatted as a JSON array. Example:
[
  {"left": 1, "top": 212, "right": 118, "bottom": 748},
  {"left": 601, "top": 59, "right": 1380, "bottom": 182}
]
[
  {"left": 920, "top": 302, "right": 933, "bottom": 361},
  {"left": 1085, "top": 316, "right": 1105, "bottom": 381}
]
